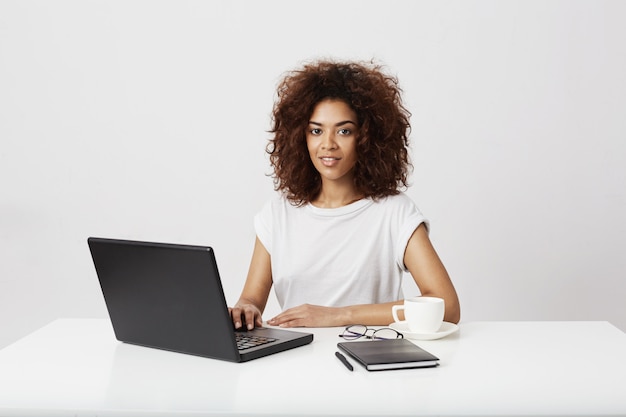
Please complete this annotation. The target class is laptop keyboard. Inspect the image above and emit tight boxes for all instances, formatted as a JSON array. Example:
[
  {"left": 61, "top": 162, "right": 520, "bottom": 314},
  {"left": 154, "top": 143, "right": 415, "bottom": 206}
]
[{"left": 235, "top": 333, "right": 278, "bottom": 351}]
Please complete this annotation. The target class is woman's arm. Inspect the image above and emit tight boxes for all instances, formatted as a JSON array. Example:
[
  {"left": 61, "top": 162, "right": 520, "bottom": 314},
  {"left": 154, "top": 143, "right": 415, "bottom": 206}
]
[
  {"left": 403, "top": 223, "right": 460, "bottom": 324},
  {"left": 229, "top": 237, "right": 273, "bottom": 330},
  {"left": 268, "top": 223, "right": 460, "bottom": 328},
  {"left": 267, "top": 301, "right": 402, "bottom": 327}
]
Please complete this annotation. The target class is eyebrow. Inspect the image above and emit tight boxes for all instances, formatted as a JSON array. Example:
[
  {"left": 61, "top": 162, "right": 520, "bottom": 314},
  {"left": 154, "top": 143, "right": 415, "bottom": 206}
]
[{"left": 308, "top": 120, "right": 357, "bottom": 127}]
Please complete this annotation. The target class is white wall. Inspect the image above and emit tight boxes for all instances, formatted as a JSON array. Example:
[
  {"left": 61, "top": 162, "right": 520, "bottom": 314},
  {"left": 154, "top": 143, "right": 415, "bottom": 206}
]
[{"left": 1, "top": 0, "right": 625, "bottom": 348}]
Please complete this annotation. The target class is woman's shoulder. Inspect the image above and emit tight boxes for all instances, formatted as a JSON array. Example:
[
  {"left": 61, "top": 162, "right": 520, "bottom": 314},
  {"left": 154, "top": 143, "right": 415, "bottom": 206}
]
[
  {"left": 376, "top": 192, "right": 418, "bottom": 209},
  {"left": 375, "top": 193, "right": 429, "bottom": 231},
  {"left": 259, "top": 193, "right": 302, "bottom": 215},
  {"left": 371, "top": 192, "right": 425, "bottom": 219}
]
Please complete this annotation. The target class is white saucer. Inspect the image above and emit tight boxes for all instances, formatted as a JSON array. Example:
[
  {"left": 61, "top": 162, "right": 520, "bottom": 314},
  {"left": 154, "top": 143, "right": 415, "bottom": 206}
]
[{"left": 388, "top": 321, "right": 459, "bottom": 340}]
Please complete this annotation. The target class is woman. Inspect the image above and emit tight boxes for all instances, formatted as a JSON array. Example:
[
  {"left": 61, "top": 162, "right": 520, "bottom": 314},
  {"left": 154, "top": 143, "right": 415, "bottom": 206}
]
[{"left": 230, "top": 60, "right": 460, "bottom": 330}]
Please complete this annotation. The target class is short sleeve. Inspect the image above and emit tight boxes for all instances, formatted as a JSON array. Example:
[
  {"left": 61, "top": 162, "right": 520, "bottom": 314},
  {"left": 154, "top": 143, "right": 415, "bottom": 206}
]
[
  {"left": 253, "top": 199, "right": 274, "bottom": 254},
  {"left": 394, "top": 196, "right": 429, "bottom": 272}
]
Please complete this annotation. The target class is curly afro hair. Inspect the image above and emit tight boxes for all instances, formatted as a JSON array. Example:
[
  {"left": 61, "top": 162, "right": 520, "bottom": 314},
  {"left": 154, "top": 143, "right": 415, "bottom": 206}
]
[{"left": 267, "top": 60, "right": 412, "bottom": 206}]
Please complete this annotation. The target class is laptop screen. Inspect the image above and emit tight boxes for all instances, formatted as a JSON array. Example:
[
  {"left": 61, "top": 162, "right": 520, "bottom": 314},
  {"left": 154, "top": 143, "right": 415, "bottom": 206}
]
[{"left": 88, "top": 237, "right": 240, "bottom": 361}]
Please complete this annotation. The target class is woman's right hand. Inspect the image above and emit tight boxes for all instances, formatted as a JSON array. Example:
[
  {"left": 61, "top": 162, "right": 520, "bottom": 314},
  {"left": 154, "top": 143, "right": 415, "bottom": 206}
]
[{"left": 229, "top": 302, "right": 264, "bottom": 330}]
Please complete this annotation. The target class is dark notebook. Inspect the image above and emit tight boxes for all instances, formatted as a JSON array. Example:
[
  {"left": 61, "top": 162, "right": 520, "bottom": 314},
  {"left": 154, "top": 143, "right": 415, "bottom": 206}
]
[{"left": 337, "top": 339, "right": 439, "bottom": 371}]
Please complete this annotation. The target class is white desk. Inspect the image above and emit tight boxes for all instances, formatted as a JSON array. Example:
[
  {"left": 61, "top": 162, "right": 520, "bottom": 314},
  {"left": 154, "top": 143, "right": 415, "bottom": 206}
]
[{"left": 0, "top": 319, "right": 625, "bottom": 416}]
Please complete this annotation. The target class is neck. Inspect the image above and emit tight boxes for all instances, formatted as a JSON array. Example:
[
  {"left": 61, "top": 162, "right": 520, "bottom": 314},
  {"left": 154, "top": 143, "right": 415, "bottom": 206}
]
[{"left": 311, "top": 181, "right": 363, "bottom": 209}]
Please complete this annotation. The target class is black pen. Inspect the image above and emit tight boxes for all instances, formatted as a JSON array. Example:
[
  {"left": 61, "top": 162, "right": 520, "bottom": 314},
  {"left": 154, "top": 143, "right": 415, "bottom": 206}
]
[{"left": 335, "top": 351, "right": 353, "bottom": 371}]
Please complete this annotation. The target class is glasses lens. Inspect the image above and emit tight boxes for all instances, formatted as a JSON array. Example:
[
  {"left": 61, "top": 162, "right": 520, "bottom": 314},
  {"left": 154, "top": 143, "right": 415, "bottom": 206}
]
[
  {"left": 342, "top": 325, "right": 368, "bottom": 340},
  {"left": 372, "top": 328, "right": 402, "bottom": 340}
]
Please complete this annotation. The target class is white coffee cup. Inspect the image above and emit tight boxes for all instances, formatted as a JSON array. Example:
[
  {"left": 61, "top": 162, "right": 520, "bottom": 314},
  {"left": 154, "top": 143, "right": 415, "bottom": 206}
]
[{"left": 392, "top": 296, "right": 445, "bottom": 333}]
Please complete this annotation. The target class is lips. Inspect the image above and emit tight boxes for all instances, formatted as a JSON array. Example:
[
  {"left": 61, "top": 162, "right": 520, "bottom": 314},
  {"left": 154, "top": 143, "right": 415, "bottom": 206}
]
[{"left": 319, "top": 156, "right": 340, "bottom": 167}]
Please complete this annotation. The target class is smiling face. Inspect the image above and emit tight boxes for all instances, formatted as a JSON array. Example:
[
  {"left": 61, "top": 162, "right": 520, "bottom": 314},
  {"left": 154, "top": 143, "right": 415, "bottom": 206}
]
[{"left": 306, "top": 99, "right": 360, "bottom": 188}]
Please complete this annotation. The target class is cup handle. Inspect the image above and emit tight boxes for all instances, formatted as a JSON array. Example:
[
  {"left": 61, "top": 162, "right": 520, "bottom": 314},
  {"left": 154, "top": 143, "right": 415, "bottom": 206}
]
[{"left": 391, "top": 305, "right": 404, "bottom": 323}]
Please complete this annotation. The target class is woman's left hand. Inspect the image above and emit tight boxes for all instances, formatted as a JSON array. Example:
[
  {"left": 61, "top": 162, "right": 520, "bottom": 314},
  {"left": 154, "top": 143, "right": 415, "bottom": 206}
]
[{"left": 267, "top": 304, "right": 344, "bottom": 328}]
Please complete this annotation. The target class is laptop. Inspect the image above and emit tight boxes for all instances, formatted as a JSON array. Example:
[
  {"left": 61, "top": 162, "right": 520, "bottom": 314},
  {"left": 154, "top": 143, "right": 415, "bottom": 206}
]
[{"left": 87, "top": 237, "right": 313, "bottom": 362}]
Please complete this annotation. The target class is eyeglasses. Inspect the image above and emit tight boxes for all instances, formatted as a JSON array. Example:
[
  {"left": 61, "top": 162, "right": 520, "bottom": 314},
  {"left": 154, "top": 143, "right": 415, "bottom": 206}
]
[{"left": 339, "top": 324, "right": 404, "bottom": 341}]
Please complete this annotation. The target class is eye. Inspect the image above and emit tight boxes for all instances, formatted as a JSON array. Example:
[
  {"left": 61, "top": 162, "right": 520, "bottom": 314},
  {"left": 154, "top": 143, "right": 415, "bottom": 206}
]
[
  {"left": 338, "top": 128, "right": 352, "bottom": 135},
  {"left": 309, "top": 128, "right": 322, "bottom": 135}
]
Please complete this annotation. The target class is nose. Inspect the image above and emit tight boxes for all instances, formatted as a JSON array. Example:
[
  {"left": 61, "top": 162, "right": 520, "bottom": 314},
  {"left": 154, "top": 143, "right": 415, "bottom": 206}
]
[{"left": 321, "top": 131, "right": 337, "bottom": 150}]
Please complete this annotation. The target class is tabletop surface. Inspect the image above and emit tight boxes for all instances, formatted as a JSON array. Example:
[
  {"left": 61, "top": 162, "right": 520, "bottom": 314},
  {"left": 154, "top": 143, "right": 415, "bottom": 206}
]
[{"left": 0, "top": 319, "right": 625, "bottom": 417}]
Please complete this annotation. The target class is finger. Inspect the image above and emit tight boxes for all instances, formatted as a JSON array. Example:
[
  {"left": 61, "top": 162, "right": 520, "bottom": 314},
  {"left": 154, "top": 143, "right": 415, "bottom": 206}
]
[
  {"left": 269, "top": 305, "right": 299, "bottom": 321},
  {"left": 278, "top": 317, "right": 303, "bottom": 328},
  {"left": 267, "top": 311, "right": 288, "bottom": 326},
  {"left": 230, "top": 307, "right": 243, "bottom": 329},
  {"left": 269, "top": 310, "right": 302, "bottom": 327},
  {"left": 243, "top": 309, "right": 258, "bottom": 330}
]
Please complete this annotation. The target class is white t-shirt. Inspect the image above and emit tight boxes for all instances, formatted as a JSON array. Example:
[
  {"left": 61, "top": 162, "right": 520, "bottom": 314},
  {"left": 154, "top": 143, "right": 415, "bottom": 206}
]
[{"left": 254, "top": 192, "right": 428, "bottom": 310}]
